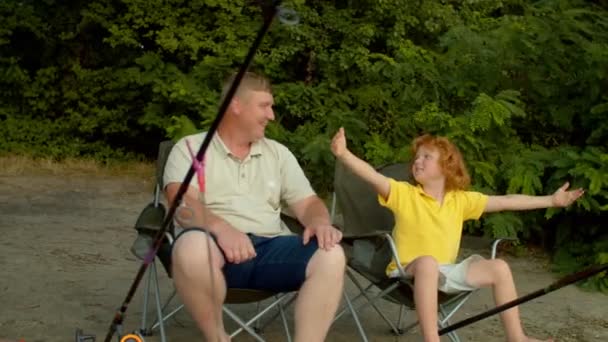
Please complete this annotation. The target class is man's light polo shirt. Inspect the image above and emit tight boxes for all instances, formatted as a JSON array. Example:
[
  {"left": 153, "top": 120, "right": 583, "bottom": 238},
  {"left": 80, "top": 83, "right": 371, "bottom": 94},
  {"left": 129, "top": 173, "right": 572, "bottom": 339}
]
[
  {"left": 379, "top": 179, "right": 488, "bottom": 274},
  {"left": 164, "top": 132, "right": 315, "bottom": 236}
]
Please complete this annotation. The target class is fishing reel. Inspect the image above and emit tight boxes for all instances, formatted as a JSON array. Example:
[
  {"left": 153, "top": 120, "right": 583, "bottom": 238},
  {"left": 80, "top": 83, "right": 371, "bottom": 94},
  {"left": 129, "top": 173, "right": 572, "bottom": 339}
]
[{"left": 75, "top": 329, "right": 145, "bottom": 342}]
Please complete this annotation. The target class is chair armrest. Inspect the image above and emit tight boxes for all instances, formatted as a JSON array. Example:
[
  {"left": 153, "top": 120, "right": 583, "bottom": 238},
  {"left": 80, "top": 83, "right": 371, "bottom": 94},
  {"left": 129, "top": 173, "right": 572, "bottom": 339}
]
[
  {"left": 332, "top": 221, "right": 344, "bottom": 231},
  {"left": 341, "top": 231, "right": 406, "bottom": 277},
  {"left": 382, "top": 233, "right": 409, "bottom": 279},
  {"left": 280, "top": 213, "right": 305, "bottom": 235},
  {"left": 342, "top": 230, "right": 389, "bottom": 241},
  {"left": 491, "top": 237, "right": 518, "bottom": 259}
]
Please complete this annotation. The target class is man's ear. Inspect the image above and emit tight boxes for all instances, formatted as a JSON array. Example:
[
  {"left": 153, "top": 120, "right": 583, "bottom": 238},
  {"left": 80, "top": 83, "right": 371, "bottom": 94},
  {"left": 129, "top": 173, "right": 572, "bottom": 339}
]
[{"left": 230, "top": 97, "right": 242, "bottom": 116}]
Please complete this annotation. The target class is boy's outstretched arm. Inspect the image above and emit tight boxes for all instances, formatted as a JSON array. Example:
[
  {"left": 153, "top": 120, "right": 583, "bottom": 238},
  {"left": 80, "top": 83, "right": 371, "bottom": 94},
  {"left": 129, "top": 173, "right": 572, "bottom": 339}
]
[
  {"left": 331, "top": 127, "right": 390, "bottom": 200},
  {"left": 484, "top": 182, "right": 584, "bottom": 213}
]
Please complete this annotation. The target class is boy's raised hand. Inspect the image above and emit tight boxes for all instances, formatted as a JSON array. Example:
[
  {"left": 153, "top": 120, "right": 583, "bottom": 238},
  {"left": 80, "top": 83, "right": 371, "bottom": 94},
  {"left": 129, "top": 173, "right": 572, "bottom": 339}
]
[
  {"left": 552, "top": 182, "right": 584, "bottom": 207},
  {"left": 331, "top": 127, "right": 348, "bottom": 158}
]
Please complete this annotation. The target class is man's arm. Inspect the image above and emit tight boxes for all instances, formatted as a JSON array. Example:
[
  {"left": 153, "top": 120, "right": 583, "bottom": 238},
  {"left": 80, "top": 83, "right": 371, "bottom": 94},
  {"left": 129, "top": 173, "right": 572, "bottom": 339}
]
[
  {"left": 290, "top": 195, "right": 342, "bottom": 250},
  {"left": 290, "top": 195, "right": 332, "bottom": 227},
  {"left": 484, "top": 182, "right": 584, "bottom": 213},
  {"left": 165, "top": 183, "right": 230, "bottom": 235},
  {"left": 165, "top": 182, "right": 256, "bottom": 264}
]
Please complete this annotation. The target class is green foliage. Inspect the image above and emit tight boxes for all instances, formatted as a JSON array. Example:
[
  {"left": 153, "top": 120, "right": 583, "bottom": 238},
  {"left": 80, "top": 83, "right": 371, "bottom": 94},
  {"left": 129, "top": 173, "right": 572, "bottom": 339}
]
[
  {"left": 552, "top": 218, "right": 608, "bottom": 292},
  {"left": 1, "top": 0, "right": 607, "bottom": 291}
]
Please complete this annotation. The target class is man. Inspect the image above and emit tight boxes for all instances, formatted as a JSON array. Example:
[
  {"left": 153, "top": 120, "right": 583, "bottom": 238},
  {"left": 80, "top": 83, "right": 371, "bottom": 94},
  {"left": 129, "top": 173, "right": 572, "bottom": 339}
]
[{"left": 163, "top": 71, "right": 345, "bottom": 342}]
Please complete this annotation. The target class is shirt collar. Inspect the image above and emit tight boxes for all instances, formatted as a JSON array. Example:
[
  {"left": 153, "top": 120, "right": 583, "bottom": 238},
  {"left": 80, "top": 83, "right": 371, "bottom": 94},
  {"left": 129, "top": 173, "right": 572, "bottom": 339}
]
[
  {"left": 414, "top": 183, "right": 454, "bottom": 203},
  {"left": 213, "top": 134, "right": 263, "bottom": 159}
]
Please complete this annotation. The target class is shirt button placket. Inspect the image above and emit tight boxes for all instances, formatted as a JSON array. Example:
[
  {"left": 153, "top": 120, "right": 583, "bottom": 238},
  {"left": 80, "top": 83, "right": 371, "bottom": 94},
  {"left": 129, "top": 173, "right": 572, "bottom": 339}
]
[{"left": 238, "top": 163, "right": 247, "bottom": 190}]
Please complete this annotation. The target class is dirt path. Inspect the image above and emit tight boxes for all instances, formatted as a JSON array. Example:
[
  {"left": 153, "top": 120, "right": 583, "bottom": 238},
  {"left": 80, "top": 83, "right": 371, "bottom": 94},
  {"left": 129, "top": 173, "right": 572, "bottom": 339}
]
[{"left": 0, "top": 172, "right": 606, "bottom": 341}]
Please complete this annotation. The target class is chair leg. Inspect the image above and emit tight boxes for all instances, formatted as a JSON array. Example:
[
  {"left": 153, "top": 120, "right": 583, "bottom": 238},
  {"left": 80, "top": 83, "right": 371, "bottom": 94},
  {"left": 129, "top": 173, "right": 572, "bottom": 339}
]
[
  {"left": 256, "top": 293, "right": 298, "bottom": 333},
  {"left": 446, "top": 328, "right": 461, "bottom": 342},
  {"left": 224, "top": 306, "right": 266, "bottom": 342},
  {"left": 254, "top": 301, "right": 262, "bottom": 332},
  {"left": 358, "top": 284, "right": 468, "bottom": 341},
  {"left": 335, "top": 270, "right": 378, "bottom": 322},
  {"left": 396, "top": 305, "right": 406, "bottom": 334},
  {"left": 336, "top": 271, "right": 386, "bottom": 321},
  {"left": 139, "top": 262, "right": 153, "bottom": 335},
  {"left": 439, "top": 307, "right": 461, "bottom": 342},
  {"left": 338, "top": 269, "right": 401, "bottom": 335},
  {"left": 343, "top": 291, "right": 369, "bottom": 342},
  {"left": 400, "top": 319, "right": 419, "bottom": 335},
  {"left": 277, "top": 296, "right": 292, "bottom": 342},
  {"left": 440, "top": 292, "right": 471, "bottom": 324},
  {"left": 227, "top": 293, "right": 290, "bottom": 341},
  {"left": 148, "top": 275, "right": 184, "bottom": 332},
  {"left": 140, "top": 261, "right": 183, "bottom": 341},
  {"left": 150, "top": 301, "right": 184, "bottom": 332},
  {"left": 436, "top": 292, "right": 473, "bottom": 342},
  {"left": 339, "top": 279, "right": 375, "bottom": 308},
  {"left": 151, "top": 263, "right": 168, "bottom": 342}
]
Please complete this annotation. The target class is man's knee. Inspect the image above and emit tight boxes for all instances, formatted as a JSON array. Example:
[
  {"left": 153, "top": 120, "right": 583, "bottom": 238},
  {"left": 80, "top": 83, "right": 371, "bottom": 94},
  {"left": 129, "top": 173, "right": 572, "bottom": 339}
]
[
  {"left": 307, "top": 244, "right": 346, "bottom": 277},
  {"left": 172, "top": 231, "right": 224, "bottom": 275}
]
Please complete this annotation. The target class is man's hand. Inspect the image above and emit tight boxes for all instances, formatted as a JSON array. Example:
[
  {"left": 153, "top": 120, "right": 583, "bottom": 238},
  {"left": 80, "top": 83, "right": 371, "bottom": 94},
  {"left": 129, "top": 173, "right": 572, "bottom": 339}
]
[
  {"left": 302, "top": 224, "right": 343, "bottom": 251},
  {"left": 551, "top": 182, "right": 584, "bottom": 207},
  {"left": 215, "top": 225, "right": 256, "bottom": 264},
  {"left": 331, "top": 127, "right": 348, "bottom": 159}
]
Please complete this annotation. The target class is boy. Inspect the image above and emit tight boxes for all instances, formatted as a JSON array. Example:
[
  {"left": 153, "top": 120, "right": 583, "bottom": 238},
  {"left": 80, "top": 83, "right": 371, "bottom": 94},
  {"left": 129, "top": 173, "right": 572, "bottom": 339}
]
[{"left": 331, "top": 127, "right": 583, "bottom": 342}]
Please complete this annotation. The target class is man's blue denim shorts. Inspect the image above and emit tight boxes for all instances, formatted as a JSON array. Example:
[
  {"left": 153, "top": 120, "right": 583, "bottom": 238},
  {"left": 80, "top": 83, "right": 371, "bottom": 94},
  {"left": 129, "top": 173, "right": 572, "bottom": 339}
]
[{"left": 173, "top": 228, "right": 319, "bottom": 292}]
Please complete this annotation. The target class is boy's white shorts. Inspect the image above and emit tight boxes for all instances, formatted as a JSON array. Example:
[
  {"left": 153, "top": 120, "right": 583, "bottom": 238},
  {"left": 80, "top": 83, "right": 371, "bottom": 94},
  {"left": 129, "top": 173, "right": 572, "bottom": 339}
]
[{"left": 388, "top": 254, "right": 484, "bottom": 293}]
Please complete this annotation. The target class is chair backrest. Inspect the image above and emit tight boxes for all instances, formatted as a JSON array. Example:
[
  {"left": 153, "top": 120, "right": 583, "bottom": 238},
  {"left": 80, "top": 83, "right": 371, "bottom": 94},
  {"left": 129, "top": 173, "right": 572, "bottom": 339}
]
[
  {"left": 335, "top": 161, "right": 422, "bottom": 306},
  {"left": 156, "top": 140, "right": 176, "bottom": 191},
  {"left": 131, "top": 140, "right": 176, "bottom": 275},
  {"left": 134, "top": 140, "right": 175, "bottom": 232},
  {"left": 333, "top": 161, "right": 411, "bottom": 236},
  {"left": 333, "top": 161, "right": 409, "bottom": 276}
]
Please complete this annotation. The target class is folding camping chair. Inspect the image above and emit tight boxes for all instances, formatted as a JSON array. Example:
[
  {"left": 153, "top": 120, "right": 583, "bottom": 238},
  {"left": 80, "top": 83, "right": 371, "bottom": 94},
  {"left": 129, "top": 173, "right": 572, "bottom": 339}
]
[
  {"left": 129, "top": 140, "right": 294, "bottom": 342},
  {"left": 331, "top": 161, "right": 514, "bottom": 342},
  {"left": 130, "top": 140, "right": 364, "bottom": 341}
]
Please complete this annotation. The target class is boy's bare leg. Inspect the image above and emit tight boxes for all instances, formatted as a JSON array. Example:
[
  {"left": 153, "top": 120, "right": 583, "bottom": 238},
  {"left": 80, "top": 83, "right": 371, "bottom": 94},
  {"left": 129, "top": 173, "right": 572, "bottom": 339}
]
[
  {"left": 172, "top": 232, "right": 230, "bottom": 342},
  {"left": 466, "top": 259, "right": 553, "bottom": 342},
  {"left": 409, "top": 256, "right": 441, "bottom": 342},
  {"left": 294, "top": 246, "right": 346, "bottom": 342}
]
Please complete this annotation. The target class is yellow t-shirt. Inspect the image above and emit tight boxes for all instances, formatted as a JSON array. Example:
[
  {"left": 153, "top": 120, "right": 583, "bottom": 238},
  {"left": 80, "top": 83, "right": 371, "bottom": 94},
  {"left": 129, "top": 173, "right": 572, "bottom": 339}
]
[{"left": 379, "top": 178, "right": 488, "bottom": 275}]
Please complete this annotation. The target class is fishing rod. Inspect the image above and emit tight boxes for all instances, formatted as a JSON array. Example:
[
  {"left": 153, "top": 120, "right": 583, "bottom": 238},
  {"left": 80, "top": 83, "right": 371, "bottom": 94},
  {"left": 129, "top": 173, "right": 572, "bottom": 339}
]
[
  {"left": 439, "top": 263, "right": 608, "bottom": 336},
  {"left": 74, "top": 2, "right": 292, "bottom": 341}
]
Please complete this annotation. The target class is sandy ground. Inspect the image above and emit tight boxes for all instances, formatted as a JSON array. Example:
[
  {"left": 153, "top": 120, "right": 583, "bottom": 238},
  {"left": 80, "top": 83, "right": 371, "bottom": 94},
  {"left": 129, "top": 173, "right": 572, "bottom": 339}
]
[{"left": 0, "top": 172, "right": 606, "bottom": 342}]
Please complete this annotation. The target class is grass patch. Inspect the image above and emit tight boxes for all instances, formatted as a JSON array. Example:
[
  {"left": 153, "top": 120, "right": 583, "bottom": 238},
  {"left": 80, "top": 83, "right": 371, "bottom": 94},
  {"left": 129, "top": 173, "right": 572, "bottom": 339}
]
[{"left": 0, "top": 154, "right": 155, "bottom": 179}]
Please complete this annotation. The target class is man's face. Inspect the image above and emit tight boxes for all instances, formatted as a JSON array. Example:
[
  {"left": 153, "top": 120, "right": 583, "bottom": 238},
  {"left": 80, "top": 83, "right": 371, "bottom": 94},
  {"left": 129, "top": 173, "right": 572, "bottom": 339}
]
[
  {"left": 411, "top": 145, "right": 444, "bottom": 184},
  {"left": 235, "top": 90, "right": 275, "bottom": 141}
]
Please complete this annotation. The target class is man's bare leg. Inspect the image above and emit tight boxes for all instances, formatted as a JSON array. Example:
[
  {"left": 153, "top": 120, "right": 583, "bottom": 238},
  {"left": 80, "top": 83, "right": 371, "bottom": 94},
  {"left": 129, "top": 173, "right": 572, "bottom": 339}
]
[
  {"left": 172, "top": 232, "right": 229, "bottom": 342},
  {"left": 466, "top": 258, "right": 553, "bottom": 342},
  {"left": 293, "top": 246, "right": 346, "bottom": 342}
]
